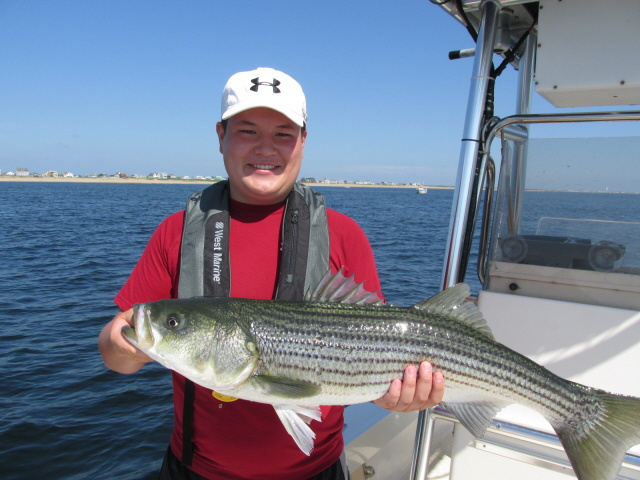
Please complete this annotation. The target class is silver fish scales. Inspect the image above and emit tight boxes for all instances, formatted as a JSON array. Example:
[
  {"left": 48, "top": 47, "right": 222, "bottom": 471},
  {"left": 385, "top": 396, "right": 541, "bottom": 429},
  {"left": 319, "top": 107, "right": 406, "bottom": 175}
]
[
  {"left": 251, "top": 301, "right": 431, "bottom": 404},
  {"left": 123, "top": 269, "right": 640, "bottom": 480},
  {"left": 250, "top": 298, "right": 589, "bottom": 427}
]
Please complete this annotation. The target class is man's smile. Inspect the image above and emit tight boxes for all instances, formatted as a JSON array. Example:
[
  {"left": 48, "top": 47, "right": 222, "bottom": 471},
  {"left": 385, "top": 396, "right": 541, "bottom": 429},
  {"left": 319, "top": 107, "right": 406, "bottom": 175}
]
[{"left": 251, "top": 164, "right": 278, "bottom": 170}]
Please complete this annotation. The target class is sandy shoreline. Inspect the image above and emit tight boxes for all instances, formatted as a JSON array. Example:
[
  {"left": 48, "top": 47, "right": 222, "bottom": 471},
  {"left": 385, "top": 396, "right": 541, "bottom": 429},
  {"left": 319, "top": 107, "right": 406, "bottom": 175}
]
[{"left": 0, "top": 176, "right": 453, "bottom": 189}]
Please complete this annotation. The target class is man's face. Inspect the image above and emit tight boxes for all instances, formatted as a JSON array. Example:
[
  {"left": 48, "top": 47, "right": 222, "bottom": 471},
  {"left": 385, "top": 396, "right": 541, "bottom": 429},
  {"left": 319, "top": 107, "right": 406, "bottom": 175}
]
[{"left": 216, "top": 107, "right": 307, "bottom": 205}]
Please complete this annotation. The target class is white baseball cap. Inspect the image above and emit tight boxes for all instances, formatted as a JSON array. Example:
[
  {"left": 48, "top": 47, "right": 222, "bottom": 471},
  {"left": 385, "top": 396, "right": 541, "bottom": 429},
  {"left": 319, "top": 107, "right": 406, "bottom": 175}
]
[{"left": 221, "top": 67, "right": 307, "bottom": 127}]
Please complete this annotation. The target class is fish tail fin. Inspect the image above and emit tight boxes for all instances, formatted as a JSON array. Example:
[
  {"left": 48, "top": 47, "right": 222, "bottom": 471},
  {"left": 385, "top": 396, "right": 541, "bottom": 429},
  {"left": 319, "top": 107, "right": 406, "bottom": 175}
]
[{"left": 556, "top": 390, "right": 640, "bottom": 480}]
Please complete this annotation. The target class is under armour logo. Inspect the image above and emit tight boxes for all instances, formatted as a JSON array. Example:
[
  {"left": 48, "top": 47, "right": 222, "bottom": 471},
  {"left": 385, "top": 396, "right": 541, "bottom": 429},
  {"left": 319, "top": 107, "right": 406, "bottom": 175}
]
[{"left": 250, "top": 77, "right": 281, "bottom": 93}]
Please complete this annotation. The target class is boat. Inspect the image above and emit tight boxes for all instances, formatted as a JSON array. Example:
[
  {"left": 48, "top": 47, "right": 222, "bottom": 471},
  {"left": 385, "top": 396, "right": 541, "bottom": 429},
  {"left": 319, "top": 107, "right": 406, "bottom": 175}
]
[
  {"left": 344, "top": 1, "right": 640, "bottom": 479},
  {"left": 416, "top": 187, "right": 428, "bottom": 194}
]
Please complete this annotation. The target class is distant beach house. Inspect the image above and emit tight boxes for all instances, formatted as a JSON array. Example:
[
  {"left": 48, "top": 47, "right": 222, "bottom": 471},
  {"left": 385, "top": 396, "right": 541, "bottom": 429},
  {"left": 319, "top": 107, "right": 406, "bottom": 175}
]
[
  {"left": 16, "top": 168, "right": 29, "bottom": 177},
  {"left": 148, "top": 172, "right": 169, "bottom": 179}
]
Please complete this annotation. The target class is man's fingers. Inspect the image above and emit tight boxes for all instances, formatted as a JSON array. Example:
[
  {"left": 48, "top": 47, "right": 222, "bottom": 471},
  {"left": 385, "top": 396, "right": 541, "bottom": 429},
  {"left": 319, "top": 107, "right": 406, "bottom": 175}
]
[
  {"left": 395, "top": 364, "right": 422, "bottom": 411},
  {"left": 374, "top": 361, "right": 445, "bottom": 412}
]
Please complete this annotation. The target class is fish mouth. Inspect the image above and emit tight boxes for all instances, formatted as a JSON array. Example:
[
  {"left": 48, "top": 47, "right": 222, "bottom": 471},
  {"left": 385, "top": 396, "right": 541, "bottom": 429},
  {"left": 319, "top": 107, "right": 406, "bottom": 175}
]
[
  {"left": 121, "top": 303, "right": 155, "bottom": 350},
  {"left": 121, "top": 325, "right": 137, "bottom": 345}
]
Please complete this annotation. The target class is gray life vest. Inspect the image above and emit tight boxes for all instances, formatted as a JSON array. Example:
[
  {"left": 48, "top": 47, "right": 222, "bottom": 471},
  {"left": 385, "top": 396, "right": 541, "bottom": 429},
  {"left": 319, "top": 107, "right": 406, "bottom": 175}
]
[
  {"left": 178, "top": 180, "right": 330, "bottom": 301},
  {"left": 177, "top": 180, "right": 330, "bottom": 465}
]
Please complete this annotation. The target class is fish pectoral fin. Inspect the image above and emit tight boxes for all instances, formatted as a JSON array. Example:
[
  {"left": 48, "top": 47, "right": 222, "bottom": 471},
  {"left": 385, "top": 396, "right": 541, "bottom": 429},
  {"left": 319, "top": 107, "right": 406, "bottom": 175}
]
[
  {"left": 443, "top": 400, "right": 506, "bottom": 438},
  {"left": 273, "top": 405, "right": 321, "bottom": 456},
  {"left": 252, "top": 375, "right": 321, "bottom": 399}
]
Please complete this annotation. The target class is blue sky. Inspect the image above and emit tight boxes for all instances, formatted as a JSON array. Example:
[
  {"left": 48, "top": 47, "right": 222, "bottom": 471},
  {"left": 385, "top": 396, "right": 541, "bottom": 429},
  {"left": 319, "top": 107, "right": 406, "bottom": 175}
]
[{"left": 1, "top": 1, "right": 637, "bottom": 186}]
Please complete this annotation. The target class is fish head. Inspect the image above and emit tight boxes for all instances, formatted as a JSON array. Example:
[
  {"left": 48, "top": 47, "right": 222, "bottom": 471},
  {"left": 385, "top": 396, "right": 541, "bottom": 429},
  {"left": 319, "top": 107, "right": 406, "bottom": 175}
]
[{"left": 122, "top": 298, "right": 258, "bottom": 390}]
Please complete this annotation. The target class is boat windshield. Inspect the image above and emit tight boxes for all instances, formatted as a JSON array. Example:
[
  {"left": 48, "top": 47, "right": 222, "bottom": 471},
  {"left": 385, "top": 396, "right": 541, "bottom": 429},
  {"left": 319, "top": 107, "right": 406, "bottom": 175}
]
[{"left": 486, "top": 128, "right": 640, "bottom": 308}]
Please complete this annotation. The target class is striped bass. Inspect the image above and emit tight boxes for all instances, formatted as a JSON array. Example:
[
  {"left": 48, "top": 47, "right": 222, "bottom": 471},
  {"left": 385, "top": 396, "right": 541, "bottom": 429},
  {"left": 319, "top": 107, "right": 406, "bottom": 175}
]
[{"left": 122, "top": 269, "right": 640, "bottom": 480}]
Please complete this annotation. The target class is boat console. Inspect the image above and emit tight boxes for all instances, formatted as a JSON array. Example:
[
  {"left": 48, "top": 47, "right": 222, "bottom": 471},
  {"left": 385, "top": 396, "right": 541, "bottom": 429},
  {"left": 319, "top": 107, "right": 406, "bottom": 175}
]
[{"left": 412, "top": 1, "right": 640, "bottom": 479}]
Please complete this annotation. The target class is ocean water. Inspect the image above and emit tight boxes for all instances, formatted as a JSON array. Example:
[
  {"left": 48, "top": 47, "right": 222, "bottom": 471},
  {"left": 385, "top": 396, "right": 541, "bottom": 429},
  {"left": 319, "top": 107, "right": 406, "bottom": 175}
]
[{"left": 1, "top": 182, "right": 638, "bottom": 479}]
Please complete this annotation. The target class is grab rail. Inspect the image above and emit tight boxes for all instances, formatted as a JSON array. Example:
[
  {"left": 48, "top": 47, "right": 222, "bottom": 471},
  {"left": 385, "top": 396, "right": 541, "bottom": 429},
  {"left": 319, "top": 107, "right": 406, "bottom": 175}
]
[{"left": 476, "top": 155, "right": 494, "bottom": 285}]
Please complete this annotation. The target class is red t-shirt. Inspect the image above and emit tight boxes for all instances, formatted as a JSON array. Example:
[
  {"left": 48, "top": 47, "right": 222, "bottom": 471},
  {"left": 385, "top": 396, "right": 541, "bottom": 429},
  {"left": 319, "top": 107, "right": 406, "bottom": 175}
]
[{"left": 115, "top": 199, "right": 382, "bottom": 480}]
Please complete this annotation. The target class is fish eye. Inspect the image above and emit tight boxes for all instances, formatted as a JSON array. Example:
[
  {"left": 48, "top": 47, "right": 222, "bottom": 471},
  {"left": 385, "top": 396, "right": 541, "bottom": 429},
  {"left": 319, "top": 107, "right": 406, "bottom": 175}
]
[{"left": 166, "top": 314, "right": 180, "bottom": 328}]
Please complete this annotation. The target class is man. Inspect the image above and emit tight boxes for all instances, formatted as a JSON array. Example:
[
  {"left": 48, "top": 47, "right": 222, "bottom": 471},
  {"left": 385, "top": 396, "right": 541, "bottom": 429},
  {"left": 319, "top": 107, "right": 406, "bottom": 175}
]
[{"left": 98, "top": 67, "right": 444, "bottom": 480}]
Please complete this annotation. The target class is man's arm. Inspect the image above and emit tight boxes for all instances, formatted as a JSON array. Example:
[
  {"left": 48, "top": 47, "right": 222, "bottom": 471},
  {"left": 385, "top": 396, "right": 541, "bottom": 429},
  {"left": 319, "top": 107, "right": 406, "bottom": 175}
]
[{"left": 98, "top": 309, "right": 152, "bottom": 374}]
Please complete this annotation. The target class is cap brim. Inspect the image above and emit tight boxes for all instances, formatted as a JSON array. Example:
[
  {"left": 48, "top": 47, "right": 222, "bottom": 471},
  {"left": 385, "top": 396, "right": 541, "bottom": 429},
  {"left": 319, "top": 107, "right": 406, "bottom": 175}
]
[{"left": 221, "top": 103, "right": 305, "bottom": 127}]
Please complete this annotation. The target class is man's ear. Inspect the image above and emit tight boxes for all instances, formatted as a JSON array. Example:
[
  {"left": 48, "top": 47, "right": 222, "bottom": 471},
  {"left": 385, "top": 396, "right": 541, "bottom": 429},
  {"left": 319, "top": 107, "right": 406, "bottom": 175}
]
[{"left": 215, "top": 122, "right": 225, "bottom": 154}]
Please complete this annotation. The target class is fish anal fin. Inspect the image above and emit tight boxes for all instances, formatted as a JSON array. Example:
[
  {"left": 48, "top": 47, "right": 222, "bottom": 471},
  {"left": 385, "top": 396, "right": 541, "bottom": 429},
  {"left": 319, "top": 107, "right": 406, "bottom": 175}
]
[
  {"left": 273, "top": 405, "right": 321, "bottom": 456},
  {"left": 443, "top": 401, "right": 505, "bottom": 438},
  {"left": 251, "top": 375, "right": 321, "bottom": 399},
  {"left": 414, "top": 284, "right": 494, "bottom": 340}
]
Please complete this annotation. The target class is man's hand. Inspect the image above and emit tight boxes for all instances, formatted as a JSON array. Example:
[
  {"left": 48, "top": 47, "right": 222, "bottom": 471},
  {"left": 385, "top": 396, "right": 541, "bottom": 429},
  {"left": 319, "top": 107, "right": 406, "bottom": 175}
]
[
  {"left": 373, "top": 361, "right": 444, "bottom": 412},
  {"left": 98, "top": 309, "right": 152, "bottom": 374}
]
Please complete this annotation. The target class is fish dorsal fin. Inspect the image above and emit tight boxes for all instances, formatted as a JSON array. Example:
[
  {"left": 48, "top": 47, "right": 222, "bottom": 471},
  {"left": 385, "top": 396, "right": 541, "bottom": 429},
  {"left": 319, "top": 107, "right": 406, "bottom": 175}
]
[
  {"left": 305, "top": 267, "right": 383, "bottom": 305},
  {"left": 414, "top": 284, "right": 494, "bottom": 340}
]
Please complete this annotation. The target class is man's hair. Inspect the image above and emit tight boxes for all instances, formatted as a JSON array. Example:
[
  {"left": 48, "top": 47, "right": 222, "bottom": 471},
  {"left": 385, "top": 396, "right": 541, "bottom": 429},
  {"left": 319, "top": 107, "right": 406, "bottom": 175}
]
[{"left": 219, "top": 118, "right": 306, "bottom": 134}]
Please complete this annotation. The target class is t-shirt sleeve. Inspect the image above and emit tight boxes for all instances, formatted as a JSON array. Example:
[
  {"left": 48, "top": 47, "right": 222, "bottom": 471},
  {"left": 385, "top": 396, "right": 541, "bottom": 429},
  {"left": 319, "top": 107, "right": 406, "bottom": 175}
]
[
  {"left": 327, "top": 208, "right": 384, "bottom": 301},
  {"left": 114, "top": 211, "right": 184, "bottom": 311}
]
